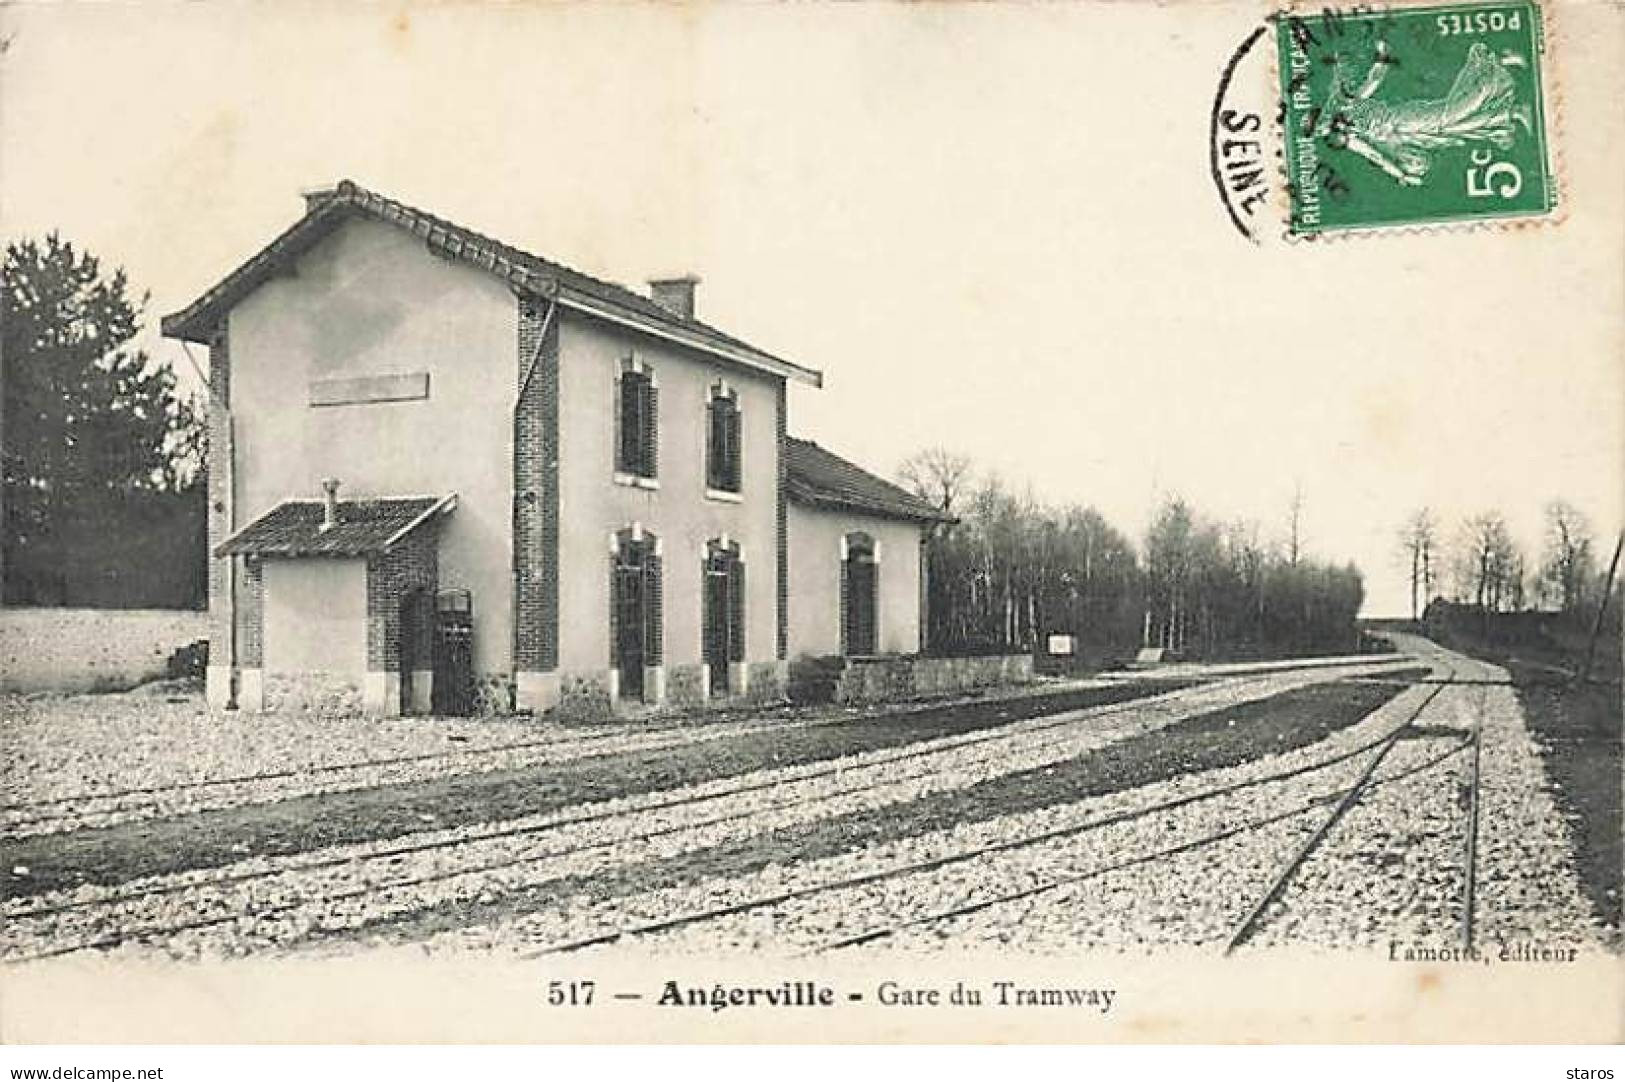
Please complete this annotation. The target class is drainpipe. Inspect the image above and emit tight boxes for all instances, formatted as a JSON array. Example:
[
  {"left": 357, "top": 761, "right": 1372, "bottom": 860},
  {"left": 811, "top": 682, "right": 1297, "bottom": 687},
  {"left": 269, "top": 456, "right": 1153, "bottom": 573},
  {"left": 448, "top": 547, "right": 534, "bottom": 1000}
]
[{"left": 183, "top": 336, "right": 239, "bottom": 706}]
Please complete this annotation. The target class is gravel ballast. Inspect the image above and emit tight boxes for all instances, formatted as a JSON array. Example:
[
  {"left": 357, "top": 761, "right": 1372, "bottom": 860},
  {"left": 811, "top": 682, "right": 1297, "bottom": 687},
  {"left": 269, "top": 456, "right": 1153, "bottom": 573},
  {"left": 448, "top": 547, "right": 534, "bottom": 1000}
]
[
  {"left": 3, "top": 662, "right": 1405, "bottom": 961},
  {"left": 8, "top": 648, "right": 1601, "bottom": 964}
]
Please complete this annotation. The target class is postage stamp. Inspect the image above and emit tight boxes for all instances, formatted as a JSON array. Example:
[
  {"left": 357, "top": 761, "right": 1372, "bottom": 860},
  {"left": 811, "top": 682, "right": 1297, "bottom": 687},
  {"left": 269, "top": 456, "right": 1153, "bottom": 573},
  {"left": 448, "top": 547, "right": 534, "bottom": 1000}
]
[{"left": 1275, "top": 2, "right": 1555, "bottom": 235}]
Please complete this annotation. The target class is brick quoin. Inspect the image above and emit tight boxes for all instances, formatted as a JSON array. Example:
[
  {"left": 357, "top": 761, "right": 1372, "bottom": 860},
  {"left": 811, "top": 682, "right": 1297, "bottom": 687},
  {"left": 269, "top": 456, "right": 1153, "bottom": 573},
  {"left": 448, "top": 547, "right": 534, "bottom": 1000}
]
[
  {"left": 367, "top": 531, "right": 438, "bottom": 672},
  {"left": 513, "top": 294, "right": 560, "bottom": 673}
]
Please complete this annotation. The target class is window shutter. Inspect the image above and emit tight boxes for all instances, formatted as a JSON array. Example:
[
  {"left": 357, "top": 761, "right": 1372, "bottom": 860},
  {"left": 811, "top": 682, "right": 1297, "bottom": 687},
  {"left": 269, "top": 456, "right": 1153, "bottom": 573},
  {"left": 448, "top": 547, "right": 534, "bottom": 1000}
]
[
  {"left": 644, "top": 549, "right": 663, "bottom": 664},
  {"left": 707, "top": 400, "right": 724, "bottom": 490},
  {"left": 613, "top": 374, "right": 625, "bottom": 473},
  {"left": 618, "top": 372, "right": 644, "bottom": 474},
  {"left": 726, "top": 405, "right": 742, "bottom": 492},
  {"left": 643, "top": 382, "right": 659, "bottom": 479},
  {"left": 729, "top": 557, "right": 746, "bottom": 662},
  {"left": 871, "top": 555, "right": 884, "bottom": 656},
  {"left": 608, "top": 549, "right": 621, "bottom": 667},
  {"left": 845, "top": 552, "right": 858, "bottom": 653}
]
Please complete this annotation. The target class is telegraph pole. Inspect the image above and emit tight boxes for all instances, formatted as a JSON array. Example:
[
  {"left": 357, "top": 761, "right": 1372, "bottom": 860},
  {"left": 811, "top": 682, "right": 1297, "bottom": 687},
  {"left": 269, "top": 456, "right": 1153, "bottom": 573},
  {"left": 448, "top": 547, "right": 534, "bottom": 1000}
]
[{"left": 1580, "top": 531, "right": 1623, "bottom": 685}]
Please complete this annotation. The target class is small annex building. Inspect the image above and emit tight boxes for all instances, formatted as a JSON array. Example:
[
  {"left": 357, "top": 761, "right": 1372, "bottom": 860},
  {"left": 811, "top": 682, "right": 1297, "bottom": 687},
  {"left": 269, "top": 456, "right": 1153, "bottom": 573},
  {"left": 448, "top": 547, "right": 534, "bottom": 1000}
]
[
  {"left": 163, "top": 180, "right": 949, "bottom": 717},
  {"left": 785, "top": 438, "right": 951, "bottom": 659}
]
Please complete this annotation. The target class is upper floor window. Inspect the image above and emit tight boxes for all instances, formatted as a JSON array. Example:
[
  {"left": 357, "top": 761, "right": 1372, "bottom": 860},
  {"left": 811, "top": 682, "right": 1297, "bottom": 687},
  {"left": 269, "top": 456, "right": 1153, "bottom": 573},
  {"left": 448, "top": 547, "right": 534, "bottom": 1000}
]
[
  {"left": 616, "top": 357, "right": 658, "bottom": 480},
  {"left": 706, "top": 382, "right": 742, "bottom": 494}
]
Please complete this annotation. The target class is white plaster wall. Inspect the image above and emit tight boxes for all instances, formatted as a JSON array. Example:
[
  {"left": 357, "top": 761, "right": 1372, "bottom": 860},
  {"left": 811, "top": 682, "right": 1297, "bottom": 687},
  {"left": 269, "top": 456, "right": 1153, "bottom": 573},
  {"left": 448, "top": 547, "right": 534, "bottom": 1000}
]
[
  {"left": 787, "top": 504, "right": 924, "bottom": 658},
  {"left": 262, "top": 559, "right": 367, "bottom": 676},
  {"left": 0, "top": 608, "right": 209, "bottom": 693},
  {"left": 554, "top": 312, "right": 782, "bottom": 677},
  {"left": 229, "top": 217, "right": 516, "bottom": 675}
]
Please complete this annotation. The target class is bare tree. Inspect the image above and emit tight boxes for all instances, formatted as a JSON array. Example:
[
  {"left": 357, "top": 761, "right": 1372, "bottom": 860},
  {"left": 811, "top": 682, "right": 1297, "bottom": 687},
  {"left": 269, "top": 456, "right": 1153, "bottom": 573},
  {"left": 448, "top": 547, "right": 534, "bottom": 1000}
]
[
  {"left": 1286, "top": 481, "right": 1305, "bottom": 568},
  {"left": 1457, "top": 512, "right": 1519, "bottom": 611},
  {"left": 1144, "top": 494, "right": 1361, "bottom": 657},
  {"left": 1507, "top": 547, "right": 1528, "bottom": 611},
  {"left": 1145, "top": 497, "right": 1196, "bottom": 651},
  {"left": 1540, "top": 499, "right": 1595, "bottom": 614},
  {"left": 1398, "top": 507, "right": 1438, "bottom": 620},
  {"left": 898, "top": 447, "right": 973, "bottom": 516}
]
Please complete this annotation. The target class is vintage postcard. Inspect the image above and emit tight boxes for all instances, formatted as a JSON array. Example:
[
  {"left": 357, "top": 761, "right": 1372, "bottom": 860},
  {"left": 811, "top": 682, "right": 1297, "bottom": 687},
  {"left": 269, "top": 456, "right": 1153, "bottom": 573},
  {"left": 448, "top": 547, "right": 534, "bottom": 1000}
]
[{"left": 0, "top": 0, "right": 1620, "bottom": 1048}]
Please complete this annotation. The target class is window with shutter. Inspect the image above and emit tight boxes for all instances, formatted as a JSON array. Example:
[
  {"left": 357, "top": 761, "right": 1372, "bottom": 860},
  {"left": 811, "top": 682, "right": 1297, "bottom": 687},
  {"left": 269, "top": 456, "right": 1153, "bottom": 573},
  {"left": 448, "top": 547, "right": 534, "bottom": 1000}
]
[
  {"left": 703, "top": 540, "right": 745, "bottom": 695},
  {"left": 706, "top": 386, "right": 742, "bottom": 494},
  {"left": 616, "top": 363, "right": 658, "bottom": 480},
  {"left": 611, "top": 528, "right": 662, "bottom": 700},
  {"left": 842, "top": 532, "right": 878, "bottom": 656},
  {"left": 612, "top": 543, "right": 644, "bottom": 700}
]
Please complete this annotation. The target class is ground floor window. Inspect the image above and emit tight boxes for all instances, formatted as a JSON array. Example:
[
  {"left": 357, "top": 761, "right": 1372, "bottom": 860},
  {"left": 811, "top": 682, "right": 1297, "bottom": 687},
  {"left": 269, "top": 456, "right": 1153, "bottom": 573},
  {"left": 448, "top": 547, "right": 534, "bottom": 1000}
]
[
  {"left": 842, "top": 531, "right": 878, "bottom": 656},
  {"left": 611, "top": 528, "right": 662, "bottom": 700},
  {"left": 703, "top": 539, "right": 745, "bottom": 693}
]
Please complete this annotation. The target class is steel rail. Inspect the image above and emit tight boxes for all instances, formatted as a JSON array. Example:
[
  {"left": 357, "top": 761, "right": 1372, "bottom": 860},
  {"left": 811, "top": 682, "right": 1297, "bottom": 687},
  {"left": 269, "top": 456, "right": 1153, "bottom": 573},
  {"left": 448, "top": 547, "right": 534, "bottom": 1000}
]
[
  {"left": 810, "top": 738, "right": 1471, "bottom": 955},
  {"left": 8, "top": 655, "right": 1408, "bottom": 824},
  {"left": 6, "top": 667, "right": 1430, "bottom": 964},
  {"left": 0, "top": 677, "right": 1199, "bottom": 825},
  {"left": 521, "top": 690, "right": 1459, "bottom": 958},
  {"left": 1460, "top": 685, "right": 1485, "bottom": 950},
  {"left": 1221, "top": 666, "right": 1460, "bottom": 955},
  {"left": 2, "top": 677, "right": 1241, "bottom": 936}
]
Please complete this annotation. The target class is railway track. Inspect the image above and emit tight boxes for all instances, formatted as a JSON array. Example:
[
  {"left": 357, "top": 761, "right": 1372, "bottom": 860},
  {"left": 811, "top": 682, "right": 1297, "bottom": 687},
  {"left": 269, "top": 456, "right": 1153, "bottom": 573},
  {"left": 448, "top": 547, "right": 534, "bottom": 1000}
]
[
  {"left": 2, "top": 673, "right": 1292, "bottom": 962},
  {"left": 1219, "top": 662, "right": 1483, "bottom": 953},
  {"left": 0, "top": 719, "right": 769, "bottom": 836},
  {"left": 518, "top": 675, "right": 1463, "bottom": 957},
  {"left": 0, "top": 704, "right": 933, "bottom": 837},
  {"left": 5, "top": 656, "right": 1422, "bottom": 836},
  {"left": 3, "top": 659, "right": 1439, "bottom": 964},
  {"left": 809, "top": 738, "right": 1472, "bottom": 954},
  {"left": 0, "top": 678, "right": 1201, "bottom": 839},
  {"left": 1459, "top": 685, "right": 1484, "bottom": 950}
]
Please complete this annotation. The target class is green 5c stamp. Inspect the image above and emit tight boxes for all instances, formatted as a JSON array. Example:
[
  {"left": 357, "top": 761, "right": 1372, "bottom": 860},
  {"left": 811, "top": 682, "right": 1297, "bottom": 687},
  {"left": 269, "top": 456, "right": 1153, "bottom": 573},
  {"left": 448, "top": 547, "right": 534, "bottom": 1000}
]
[{"left": 1276, "top": 2, "right": 1554, "bottom": 235}]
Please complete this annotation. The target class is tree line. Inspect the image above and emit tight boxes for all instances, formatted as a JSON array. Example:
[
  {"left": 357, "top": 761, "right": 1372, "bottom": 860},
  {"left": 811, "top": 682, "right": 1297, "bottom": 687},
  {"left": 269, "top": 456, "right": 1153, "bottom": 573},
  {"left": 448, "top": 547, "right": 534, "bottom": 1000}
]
[
  {"left": 1396, "top": 500, "right": 1622, "bottom": 623},
  {"left": 900, "top": 450, "right": 1365, "bottom": 662}
]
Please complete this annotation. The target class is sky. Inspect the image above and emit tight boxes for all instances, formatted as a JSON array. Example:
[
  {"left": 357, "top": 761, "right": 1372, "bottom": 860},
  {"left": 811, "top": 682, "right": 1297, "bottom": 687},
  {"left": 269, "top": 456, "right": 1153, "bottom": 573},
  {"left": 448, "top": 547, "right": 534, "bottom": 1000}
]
[{"left": 2, "top": 1, "right": 1620, "bottom": 616}]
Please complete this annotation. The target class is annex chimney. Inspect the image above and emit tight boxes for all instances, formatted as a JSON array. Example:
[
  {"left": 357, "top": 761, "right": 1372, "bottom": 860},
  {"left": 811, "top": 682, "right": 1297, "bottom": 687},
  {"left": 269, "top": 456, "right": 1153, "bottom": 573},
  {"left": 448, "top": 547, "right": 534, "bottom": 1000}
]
[{"left": 320, "top": 477, "right": 341, "bottom": 531}]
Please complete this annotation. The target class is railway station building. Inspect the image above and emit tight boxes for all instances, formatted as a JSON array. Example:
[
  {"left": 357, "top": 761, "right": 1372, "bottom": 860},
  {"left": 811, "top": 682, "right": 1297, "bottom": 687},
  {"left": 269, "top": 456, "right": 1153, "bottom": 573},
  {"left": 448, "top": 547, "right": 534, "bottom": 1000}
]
[{"left": 163, "top": 181, "right": 950, "bottom": 717}]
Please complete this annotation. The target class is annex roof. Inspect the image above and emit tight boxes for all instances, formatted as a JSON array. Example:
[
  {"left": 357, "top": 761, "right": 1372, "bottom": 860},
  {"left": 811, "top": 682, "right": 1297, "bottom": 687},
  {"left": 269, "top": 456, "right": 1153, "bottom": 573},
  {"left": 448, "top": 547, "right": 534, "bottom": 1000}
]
[
  {"left": 214, "top": 495, "right": 456, "bottom": 558},
  {"left": 785, "top": 437, "right": 954, "bottom": 525},
  {"left": 161, "top": 179, "right": 821, "bottom": 387}
]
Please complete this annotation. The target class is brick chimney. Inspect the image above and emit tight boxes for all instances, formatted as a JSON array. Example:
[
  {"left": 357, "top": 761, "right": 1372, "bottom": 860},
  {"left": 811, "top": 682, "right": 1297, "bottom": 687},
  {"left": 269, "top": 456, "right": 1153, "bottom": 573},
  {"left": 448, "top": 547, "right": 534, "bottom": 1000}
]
[
  {"left": 320, "top": 478, "right": 341, "bottom": 531},
  {"left": 648, "top": 275, "right": 700, "bottom": 320}
]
